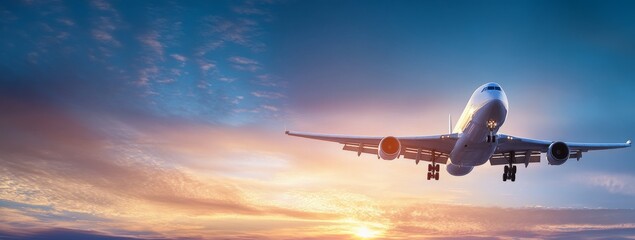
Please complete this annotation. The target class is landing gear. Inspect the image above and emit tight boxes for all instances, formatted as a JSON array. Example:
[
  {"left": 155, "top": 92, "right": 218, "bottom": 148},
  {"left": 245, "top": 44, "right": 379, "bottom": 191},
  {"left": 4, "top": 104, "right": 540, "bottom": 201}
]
[
  {"left": 427, "top": 170, "right": 439, "bottom": 180},
  {"left": 502, "top": 160, "right": 517, "bottom": 182},
  {"left": 427, "top": 163, "right": 440, "bottom": 172},
  {"left": 426, "top": 151, "right": 440, "bottom": 181}
]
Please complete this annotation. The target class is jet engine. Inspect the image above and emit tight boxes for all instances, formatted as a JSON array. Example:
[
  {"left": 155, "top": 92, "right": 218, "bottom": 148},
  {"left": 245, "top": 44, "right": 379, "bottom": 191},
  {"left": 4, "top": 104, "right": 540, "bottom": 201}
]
[
  {"left": 378, "top": 136, "right": 401, "bottom": 160},
  {"left": 547, "top": 141, "right": 569, "bottom": 165},
  {"left": 446, "top": 163, "right": 474, "bottom": 176}
]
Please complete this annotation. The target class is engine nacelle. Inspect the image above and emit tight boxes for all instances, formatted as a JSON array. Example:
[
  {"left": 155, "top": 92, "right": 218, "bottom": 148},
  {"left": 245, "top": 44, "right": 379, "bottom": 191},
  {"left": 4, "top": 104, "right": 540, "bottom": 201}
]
[
  {"left": 446, "top": 163, "right": 474, "bottom": 176},
  {"left": 547, "top": 141, "right": 570, "bottom": 165},
  {"left": 378, "top": 136, "right": 401, "bottom": 160}
]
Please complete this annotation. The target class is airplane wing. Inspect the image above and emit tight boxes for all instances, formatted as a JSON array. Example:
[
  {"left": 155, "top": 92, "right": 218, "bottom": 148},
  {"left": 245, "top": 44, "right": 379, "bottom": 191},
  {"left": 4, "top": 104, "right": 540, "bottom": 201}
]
[
  {"left": 285, "top": 131, "right": 459, "bottom": 164},
  {"left": 490, "top": 134, "right": 631, "bottom": 166}
]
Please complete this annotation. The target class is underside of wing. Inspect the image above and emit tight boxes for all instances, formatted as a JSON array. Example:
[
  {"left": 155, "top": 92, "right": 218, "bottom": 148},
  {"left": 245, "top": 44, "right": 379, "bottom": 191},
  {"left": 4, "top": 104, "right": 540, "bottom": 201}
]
[
  {"left": 286, "top": 131, "right": 458, "bottom": 164},
  {"left": 493, "top": 134, "right": 630, "bottom": 165},
  {"left": 489, "top": 150, "right": 541, "bottom": 166},
  {"left": 496, "top": 134, "right": 631, "bottom": 153},
  {"left": 342, "top": 143, "right": 451, "bottom": 164}
]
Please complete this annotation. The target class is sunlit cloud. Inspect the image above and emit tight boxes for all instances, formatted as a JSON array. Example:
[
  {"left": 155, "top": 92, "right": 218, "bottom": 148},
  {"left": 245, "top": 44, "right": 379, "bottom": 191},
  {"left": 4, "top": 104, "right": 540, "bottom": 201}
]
[
  {"left": 139, "top": 31, "right": 164, "bottom": 57},
  {"left": 171, "top": 53, "right": 187, "bottom": 62},
  {"left": 229, "top": 56, "right": 261, "bottom": 72},
  {"left": 575, "top": 173, "right": 635, "bottom": 196}
]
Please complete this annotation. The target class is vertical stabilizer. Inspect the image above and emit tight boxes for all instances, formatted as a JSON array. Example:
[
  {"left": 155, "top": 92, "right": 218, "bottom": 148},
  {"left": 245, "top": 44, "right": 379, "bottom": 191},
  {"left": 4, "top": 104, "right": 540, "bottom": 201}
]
[{"left": 448, "top": 114, "right": 453, "bottom": 134}]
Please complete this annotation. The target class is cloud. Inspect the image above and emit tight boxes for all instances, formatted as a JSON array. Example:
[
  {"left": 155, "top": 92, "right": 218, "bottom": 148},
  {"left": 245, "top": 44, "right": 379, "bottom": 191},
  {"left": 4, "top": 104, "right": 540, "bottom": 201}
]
[
  {"left": 228, "top": 56, "right": 258, "bottom": 65},
  {"left": 0, "top": 228, "right": 140, "bottom": 240},
  {"left": 0, "top": 97, "right": 634, "bottom": 239},
  {"left": 170, "top": 54, "right": 186, "bottom": 62},
  {"left": 578, "top": 173, "right": 635, "bottom": 196},
  {"left": 198, "top": 17, "right": 266, "bottom": 55},
  {"left": 198, "top": 61, "right": 215, "bottom": 72},
  {"left": 233, "top": 5, "right": 268, "bottom": 16},
  {"left": 57, "top": 18, "right": 75, "bottom": 26},
  {"left": 254, "top": 74, "right": 286, "bottom": 87},
  {"left": 92, "top": 0, "right": 115, "bottom": 12},
  {"left": 139, "top": 31, "right": 164, "bottom": 57},
  {"left": 218, "top": 77, "right": 235, "bottom": 83},
  {"left": 90, "top": 2, "right": 121, "bottom": 47},
  {"left": 137, "top": 66, "right": 159, "bottom": 86},
  {"left": 228, "top": 56, "right": 260, "bottom": 72},
  {"left": 92, "top": 29, "right": 117, "bottom": 45},
  {"left": 201, "top": 63, "right": 216, "bottom": 72},
  {"left": 261, "top": 104, "right": 279, "bottom": 112},
  {"left": 0, "top": 98, "right": 333, "bottom": 222},
  {"left": 251, "top": 91, "right": 285, "bottom": 99}
]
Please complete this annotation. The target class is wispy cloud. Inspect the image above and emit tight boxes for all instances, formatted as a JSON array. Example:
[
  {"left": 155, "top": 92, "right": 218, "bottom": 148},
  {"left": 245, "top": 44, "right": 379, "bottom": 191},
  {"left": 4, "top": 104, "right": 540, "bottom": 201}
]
[
  {"left": 57, "top": 18, "right": 75, "bottom": 26},
  {"left": 261, "top": 104, "right": 279, "bottom": 112},
  {"left": 577, "top": 173, "right": 635, "bottom": 196},
  {"left": 228, "top": 56, "right": 258, "bottom": 65},
  {"left": 228, "top": 56, "right": 260, "bottom": 72},
  {"left": 198, "top": 17, "right": 265, "bottom": 56},
  {"left": 197, "top": 60, "right": 216, "bottom": 72},
  {"left": 91, "top": 1, "right": 121, "bottom": 47},
  {"left": 137, "top": 66, "right": 158, "bottom": 86},
  {"left": 92, "top": 0, "right": 115, "bottom": 12},
  {"left": 170, "top": 53, "right": 187, "bottom": 62},
  {"left": 218, "top": 77, "right": 235, "bottom": 83},
  {"left": 254, "top": 74, "right": 286, "bottom": 87},
  {"left": 139, "top": 31, "right": 164, "bottom": 57},
  {"left": 251, "top": 91, "right": 285, "bottom": 99},
  {"left": 92, "top": 29, "right": 117, "bottom": 45}
]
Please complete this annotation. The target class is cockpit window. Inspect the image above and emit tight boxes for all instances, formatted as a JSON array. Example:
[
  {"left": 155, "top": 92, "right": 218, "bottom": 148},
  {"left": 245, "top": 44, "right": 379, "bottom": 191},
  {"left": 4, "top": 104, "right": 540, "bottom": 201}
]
[{"left": 482, "top": 86, "right": 501, "bottom": 92}]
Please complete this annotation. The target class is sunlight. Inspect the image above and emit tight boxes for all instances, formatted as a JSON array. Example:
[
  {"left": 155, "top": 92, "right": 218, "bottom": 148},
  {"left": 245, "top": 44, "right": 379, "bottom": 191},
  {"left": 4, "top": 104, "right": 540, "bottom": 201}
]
[{"left": 354, "top": 226, "right": 378, "bottom": 239}]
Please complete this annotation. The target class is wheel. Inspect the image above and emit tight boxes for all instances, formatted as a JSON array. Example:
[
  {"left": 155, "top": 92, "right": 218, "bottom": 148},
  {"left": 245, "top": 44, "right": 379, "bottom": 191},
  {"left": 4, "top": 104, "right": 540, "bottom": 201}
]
[
  {"left": 428, "top": 164, "right": 433, "bottom": 172},
  {"left": 511, "top": 173, "right": 516, "bottom": 182},
  {"left": 504, "top": 165, "right": 509, "bottom": 174},
  {"left": 427, "top": 172, "right": 431, "bottom": 180},
  {"left": 492, "top": 135, "right": 496, "bottom": 142},
  {"left": 435, "top": 172, "right": 439, "bottom": 180},
  {"left": 503, "top": 173, "right": 507, "bottom": 181},
  {"left": 512, "top": 165, "right": 517, "bottom": 174},
  {"left": 486, "top": 135, "right": 491, "bottom": 142},
  {"left": 435, "top": 164, "right": 440, "bottom": 172}
]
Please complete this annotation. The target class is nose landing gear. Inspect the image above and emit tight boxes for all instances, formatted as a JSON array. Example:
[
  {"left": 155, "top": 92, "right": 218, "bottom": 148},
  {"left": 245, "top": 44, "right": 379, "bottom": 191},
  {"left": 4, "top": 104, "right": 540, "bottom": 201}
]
[{"left": 486, "top": 120, "right": 498, "bottom": 143}]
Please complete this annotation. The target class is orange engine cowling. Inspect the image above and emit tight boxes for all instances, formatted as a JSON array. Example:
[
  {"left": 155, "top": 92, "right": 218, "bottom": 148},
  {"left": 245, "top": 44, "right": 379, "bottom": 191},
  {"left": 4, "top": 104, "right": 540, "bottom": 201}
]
[{"left": 378, "top": 136, "right": 401, "bottom": 160}]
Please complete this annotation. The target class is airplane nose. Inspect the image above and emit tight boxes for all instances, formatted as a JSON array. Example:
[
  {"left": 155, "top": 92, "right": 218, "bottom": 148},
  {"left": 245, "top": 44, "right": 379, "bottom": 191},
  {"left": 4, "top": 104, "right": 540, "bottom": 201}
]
[{"left": 481, "top": 98, "right": 508, "bottom": 127}]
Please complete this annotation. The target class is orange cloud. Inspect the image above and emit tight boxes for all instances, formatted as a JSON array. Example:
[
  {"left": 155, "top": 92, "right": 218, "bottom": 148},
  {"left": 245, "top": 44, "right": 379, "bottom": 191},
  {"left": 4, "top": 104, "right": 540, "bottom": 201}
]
[{"left": 1, "top": 95, "right": 634, "bottom": 239}]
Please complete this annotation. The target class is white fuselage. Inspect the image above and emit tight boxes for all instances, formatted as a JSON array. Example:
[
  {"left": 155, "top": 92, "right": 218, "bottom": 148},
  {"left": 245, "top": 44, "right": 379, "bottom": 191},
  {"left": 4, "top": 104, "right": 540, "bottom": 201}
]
[{"left": 449, "top": 82, "right": 509, "bottom": 167}]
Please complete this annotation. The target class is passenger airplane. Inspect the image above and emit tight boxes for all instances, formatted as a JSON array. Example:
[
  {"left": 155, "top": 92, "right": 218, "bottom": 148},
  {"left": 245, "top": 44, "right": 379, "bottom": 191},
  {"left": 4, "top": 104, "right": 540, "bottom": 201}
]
[{"left": 286, "top": 82, "right": 631, "bottom": 181}]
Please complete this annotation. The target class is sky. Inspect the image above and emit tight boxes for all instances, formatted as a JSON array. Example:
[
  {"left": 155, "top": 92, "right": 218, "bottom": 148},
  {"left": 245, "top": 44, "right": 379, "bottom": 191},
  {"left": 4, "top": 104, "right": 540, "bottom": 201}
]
[{"left": 1, "top": 0, "right": 635, "bottom": 239}]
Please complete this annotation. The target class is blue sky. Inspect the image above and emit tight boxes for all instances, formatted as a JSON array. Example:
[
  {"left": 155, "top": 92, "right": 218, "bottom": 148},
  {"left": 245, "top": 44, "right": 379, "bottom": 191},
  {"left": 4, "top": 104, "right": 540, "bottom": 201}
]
[{"left": 1, "top": 0, "right": 634, "bottom": 239}]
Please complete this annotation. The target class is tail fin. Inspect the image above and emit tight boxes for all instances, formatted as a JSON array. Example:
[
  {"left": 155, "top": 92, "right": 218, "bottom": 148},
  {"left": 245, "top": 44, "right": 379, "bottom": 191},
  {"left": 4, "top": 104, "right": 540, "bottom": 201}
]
[{"left": 448, "top": 114, "right": 453, "bottom": 134}]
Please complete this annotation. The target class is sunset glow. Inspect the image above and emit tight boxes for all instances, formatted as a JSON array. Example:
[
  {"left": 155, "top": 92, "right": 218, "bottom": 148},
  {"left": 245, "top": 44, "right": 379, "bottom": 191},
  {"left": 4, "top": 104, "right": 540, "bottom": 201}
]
[{"left": 354, "top": 226, "right": 379, "bottom": 239}]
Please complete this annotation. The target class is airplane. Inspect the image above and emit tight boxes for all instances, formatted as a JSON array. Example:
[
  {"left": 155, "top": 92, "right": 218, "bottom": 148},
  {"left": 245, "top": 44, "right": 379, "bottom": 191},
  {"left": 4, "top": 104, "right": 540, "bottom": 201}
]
[{"left": 286, "top": 82, "right": 631, "bottom": 182}]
